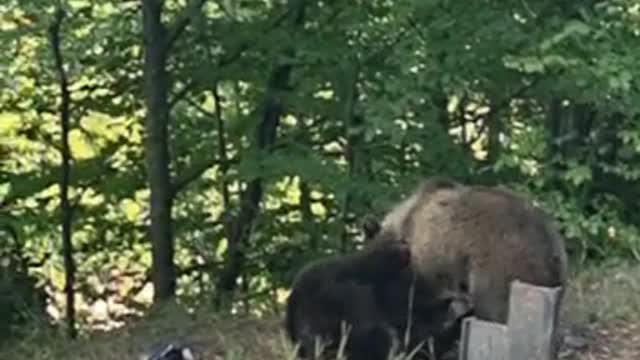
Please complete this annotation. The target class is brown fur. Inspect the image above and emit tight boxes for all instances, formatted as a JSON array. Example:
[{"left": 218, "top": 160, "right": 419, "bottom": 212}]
[
  {"left": 379, "top": 176, "right": 460, "bottom": 236},
  {"left": 285, "top": 237, "right": 412, "bottom": 360},
  {"left": 367, "top": 177, "right": 569, "bottom": 358},
  {"left": 362, "top": 177, "right": 459, "bottom": 242}
]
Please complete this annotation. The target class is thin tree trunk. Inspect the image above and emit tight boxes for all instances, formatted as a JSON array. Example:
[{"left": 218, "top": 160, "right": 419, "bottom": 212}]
[
  {"left": 142, "top": 0, "right": 175, "bottom": 301},
  {"left": 49, "top": 7, "right": 76, "bottom": 339},
  {"left": 216, "top": 0, "right": 307, "bottom": 308},
  {"left": 215, "top": 87, "right": 280, "bottom": 308},
  {"left": 546, "top": 98, "right": 564, "bottom": 160},
  {"left": 299, "top": 180, "right": 317, "bottom": 251},
  {"left": 213, "top": 84, "right": 231, "bottom": 209},
  {"left": 339, "top": 62, "right": 359, "bottom": 253},
  {"left": 486, "top": 110, "right": 502, "bottom": 164},
  {"left": 213, "top": 72, "right": 246, "bottom": 301},
  {"left": 433, "top": 90, "right": 450, "bottom": 131}
]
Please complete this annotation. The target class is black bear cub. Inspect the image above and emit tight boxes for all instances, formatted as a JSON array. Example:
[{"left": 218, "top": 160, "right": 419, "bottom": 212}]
[{"left": 284, "top": 237, "right": 411, "bottom": 360}]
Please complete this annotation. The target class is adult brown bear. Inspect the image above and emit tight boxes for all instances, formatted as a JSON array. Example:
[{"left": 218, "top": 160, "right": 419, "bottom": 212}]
[{"left": 365, "top": 177, "right": 569, "bottom": 359}]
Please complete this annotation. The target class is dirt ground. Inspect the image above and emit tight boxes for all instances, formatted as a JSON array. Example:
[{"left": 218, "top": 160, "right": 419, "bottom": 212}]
[
  {"left": 559, "top": 321, "right": 640, "bottom": 360},
  {"left": 556, "top": 262, "right": 640, "bottom": 360}
]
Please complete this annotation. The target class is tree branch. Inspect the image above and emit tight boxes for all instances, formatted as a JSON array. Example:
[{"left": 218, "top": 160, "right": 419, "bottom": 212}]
[
  {"left": 466, "top": 79, "right": 540, "bottom": 146},
  {"left": 171, "top": 158, "right": 218, "bottom": 195},
  {"left": 213, "top": 84, "right": 231, "bottom": 209},
  {"left": 166, "top": 0, "right": 207, "bottom": 50},
  {"left": 168, "top": 80, "right": 196, "bottom": 110},
  {"left": 171, "top": 85, "right": 237, "bottom": 196},
  {"left": 185, "top": 96, "right": 216, "bottom": 118},
  {"left": 212, "top": 0, "right": 235, "bottom": 20}
]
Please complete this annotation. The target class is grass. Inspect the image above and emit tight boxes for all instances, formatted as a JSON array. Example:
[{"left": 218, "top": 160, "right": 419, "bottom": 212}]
[
  {"left": 1, "top": 302, "right": 291, "bottom": 360},
  {"left": 2, "top": 260, "right": 640, "bottom": 360},
  {"left": 561, "top": 260, "right": 640, "bottom": 326}
]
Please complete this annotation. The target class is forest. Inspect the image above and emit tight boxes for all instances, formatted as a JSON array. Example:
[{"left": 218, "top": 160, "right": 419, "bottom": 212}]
[{"left": 1, "top": 0, "right": 640, "bottom": 359}]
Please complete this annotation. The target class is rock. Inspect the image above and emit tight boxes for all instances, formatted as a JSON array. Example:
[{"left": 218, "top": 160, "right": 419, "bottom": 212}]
[{"left": 564, "top": 334, "right": 588, "bottom": 349}]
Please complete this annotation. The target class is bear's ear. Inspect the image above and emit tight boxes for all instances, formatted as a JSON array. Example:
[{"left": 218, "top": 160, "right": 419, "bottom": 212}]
[{"left": 362, "top": 215, "right": 381, "bottom": 240}]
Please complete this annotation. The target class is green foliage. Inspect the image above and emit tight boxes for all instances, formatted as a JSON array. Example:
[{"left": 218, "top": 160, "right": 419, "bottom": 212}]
[
  {"left": 0, "top": 224, "right": 47, "bottom": 343},
  {"left": 1, "top": 0, "right": 639, "bottom": 336}
]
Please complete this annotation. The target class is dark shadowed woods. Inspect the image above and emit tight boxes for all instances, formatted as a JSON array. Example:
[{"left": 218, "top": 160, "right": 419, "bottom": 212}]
[{"left": 0, "top": 0, "right": 640, "bottom": 358}]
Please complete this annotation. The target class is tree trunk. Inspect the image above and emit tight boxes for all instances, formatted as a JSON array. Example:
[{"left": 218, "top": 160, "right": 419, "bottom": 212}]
[
  {"left": 215, "top": 77, "right": 282, "bottom": 308},
  {"left": 216, "top": 0, "right": 307, "bottom": 308},
  {"left": 142, "top": 0, "right": 176, "bottom": 302},
  {"left": 49, "top": 7, "right": 76, "bottom": 339},
  {"left": 546, "top": 98, "right": 566, "bottom": 160},
  {"left": 213, "top": 84, "right": 231, "bottom": 209},
  {"left": 486, "top": 110, "right": 502, "bottom": 164},
  {"left": 339, "top": 62, "right": 360, "bottom": 253},
  {"left": 299, "top": 180, "right": 317, "bottom": 251}
]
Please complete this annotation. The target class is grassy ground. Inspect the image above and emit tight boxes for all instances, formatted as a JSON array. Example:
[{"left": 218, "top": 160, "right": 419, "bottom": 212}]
[
  {"left": 2, "top": 261, "right": 640, "bottom": 360},
  {"left": 1, "top": 303, "right": 291, "bottom": 360},
  {"left": 558, "top": 261, "right": 640, "bottom": 360}
]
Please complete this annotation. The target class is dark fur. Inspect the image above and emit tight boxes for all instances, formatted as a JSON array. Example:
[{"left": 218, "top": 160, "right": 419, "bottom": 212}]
[
  {"left": 371, "top": 246, "right": 474, "bottom": 359},
  {"left": 361, "top": 215, "right": 381, "bottom": 240},
  {"left": 365, "top": 177, "right": 568, "bottom": 359},
  {"left": 285, "top": 237, "right": 411, "bottom": 360}
]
